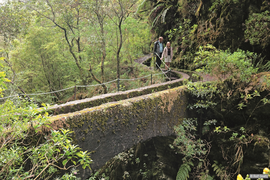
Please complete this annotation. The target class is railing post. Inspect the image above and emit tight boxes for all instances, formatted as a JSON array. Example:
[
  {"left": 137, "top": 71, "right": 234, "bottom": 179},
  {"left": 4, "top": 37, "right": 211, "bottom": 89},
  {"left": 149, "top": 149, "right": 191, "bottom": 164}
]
[
  {"left": 74, "top": 85, "right": 77, "bottom": 101},
  {"left": 117, "top": 78, "right": 120, "bottom": 92}
]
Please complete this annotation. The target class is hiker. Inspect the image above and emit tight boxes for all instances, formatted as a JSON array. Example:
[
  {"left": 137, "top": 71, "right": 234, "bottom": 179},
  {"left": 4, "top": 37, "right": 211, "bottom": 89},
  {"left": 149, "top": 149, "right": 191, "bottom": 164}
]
[
  {"left": 161, "top": 42, "right": 173, "bottom": 70},
  {"left": 153, "top": 37, "right": 163, "bottom": 69}
]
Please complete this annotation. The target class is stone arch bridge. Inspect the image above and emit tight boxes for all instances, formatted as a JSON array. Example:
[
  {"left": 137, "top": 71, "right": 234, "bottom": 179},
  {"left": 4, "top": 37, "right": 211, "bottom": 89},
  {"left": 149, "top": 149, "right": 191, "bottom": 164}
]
[{"left": 48, "top": 71, "right": 190, "bottom": 179}]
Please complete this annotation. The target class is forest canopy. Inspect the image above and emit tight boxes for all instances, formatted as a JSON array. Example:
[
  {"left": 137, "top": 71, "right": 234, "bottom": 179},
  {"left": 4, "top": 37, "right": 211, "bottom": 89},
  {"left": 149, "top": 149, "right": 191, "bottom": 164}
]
[{"left": 0, "top": 0, "right": 157, "bottom": 104}]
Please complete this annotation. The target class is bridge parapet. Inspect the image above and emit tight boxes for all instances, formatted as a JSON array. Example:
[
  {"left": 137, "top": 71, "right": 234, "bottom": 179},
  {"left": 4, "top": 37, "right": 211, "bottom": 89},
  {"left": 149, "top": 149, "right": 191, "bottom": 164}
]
[{"left": 45, "top": 71, "right": 189, "bottom": 115}]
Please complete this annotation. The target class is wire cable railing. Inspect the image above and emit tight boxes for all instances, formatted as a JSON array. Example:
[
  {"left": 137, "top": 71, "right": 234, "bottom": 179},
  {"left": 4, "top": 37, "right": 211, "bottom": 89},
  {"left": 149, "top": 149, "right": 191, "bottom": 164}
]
[
  {"left": 154, "top": 52, "right": 171, "bottom": 80},
  {"left": 0, "top": 61, "right": 173, "bottom": 101}
]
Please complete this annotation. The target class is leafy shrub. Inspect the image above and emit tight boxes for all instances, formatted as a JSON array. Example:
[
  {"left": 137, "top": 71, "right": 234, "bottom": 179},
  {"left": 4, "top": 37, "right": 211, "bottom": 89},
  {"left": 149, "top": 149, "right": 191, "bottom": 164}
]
[
  {"left": 194, "top": 44, "right": 258, "bottom": 82},
  {"left": 0, "top": 66, "right": 92, "bottom": 179},
  {"left": 245, "top": 11, "right": 270, "bottom": 48}
]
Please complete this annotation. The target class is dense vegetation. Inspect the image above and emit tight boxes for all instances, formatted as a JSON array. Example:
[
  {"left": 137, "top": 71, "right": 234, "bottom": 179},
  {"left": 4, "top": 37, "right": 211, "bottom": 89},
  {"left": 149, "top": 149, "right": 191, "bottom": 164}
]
[
  {"left": 1, "top": 0, "right": 270, "bottom": 179},
  {"left": 0, "top": 67, "right": 92, "bottom": 179},
  {"left": 139, "top": 0, "right": 270, "bottom": 70},
  {"left": 0, "top": 0, "right": 164, "bottom": 105}
]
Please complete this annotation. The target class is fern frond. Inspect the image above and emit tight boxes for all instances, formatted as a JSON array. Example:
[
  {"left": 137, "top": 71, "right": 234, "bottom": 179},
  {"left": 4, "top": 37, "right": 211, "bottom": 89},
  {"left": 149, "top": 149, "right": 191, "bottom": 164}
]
[
  {"left": 161, "top": 5, "right": 172, "bottom": 23},
  {"left": 152, "top": 12, "right": 162, "bottom": 27},
  {"left": 149, "top": 3, "right": 164, "bottom": 17},
  {"left": 149, "top": 3, "right": 164, "bottom": 27},
  {"left": 263, "top": 61, "right": 270, "bottom": 71},
  {"left": 212, "top": 161, "right": 227, "bottom": 180},
  {"left": 176, "top": 161, "right": 194, "bottom": 180},
  {"left": 200, "top": 170, "right": 215, "bottom": 180},
  {"left": 135, "top": 0, "right": 147, "bottom": 14}
]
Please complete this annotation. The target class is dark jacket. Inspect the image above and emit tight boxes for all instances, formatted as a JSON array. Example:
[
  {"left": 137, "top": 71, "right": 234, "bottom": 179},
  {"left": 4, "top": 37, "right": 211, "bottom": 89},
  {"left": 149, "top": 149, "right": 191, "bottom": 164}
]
[{"left": 153, "top": 41, "right": 163, "bottom": 54}]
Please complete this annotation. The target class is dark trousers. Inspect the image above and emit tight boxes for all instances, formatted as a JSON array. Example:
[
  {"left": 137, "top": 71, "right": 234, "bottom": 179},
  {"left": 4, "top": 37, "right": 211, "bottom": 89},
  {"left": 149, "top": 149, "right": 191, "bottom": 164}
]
[{"left": 156, "top": 53, "right": 162, "bottom": 69}]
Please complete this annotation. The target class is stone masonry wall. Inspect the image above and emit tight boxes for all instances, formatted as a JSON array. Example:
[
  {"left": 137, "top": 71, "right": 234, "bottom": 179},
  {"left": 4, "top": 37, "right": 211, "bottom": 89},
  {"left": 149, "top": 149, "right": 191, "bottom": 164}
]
[{"left": 49, "top": 85, "right": 188, "bottom": 179}]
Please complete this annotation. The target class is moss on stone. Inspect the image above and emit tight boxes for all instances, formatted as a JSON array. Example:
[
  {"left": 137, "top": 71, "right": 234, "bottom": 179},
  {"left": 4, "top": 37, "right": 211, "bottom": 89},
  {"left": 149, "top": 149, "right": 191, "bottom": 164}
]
[
  {"left": 49, "top": 85, "right": 187, "bottom": 147},
  {"left": 42, "top": 72, "right": 187, "bottom": 116}
]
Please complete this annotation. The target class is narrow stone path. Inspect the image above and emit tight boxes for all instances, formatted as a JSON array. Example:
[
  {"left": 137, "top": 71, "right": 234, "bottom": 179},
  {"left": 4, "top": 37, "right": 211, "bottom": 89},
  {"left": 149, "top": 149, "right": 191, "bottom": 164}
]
[
  {"left": 134, "top": 54, "right": 220, "bottom": 82},
  {"left": 134, "top": 53, "right": 152, "bottom": 64},
  {"left": 199, "top": 73, "right": 220, "bottom": 82},
  {"left": 134, "top": 54, "right": 181, "bottom": 80}
]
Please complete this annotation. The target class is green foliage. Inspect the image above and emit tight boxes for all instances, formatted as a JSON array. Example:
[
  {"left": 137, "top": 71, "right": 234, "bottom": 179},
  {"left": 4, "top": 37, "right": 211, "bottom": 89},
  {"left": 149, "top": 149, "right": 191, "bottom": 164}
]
[
  {"left": 181, "top": 45, "right": 270, "bottom": 178},
  {"left": 176, "top": 161, "right": 194, "bottom": 180},
  {"left": 121, "top": 16, "right": 151, "bottom": 62},
  {"left": 88, "top": 145, "right": 153, "bottom": 179},
  {"left": 173, "top": 118, "right": 211, "bottom": 179},
  {"left": 147, "top": 0, "right": 199, "bottom": 40},
  {"left": 0, "top": 0, "right": 159, "bottom": 104},
  {"left": 11, "top": 25, "right": 75, "bottom": 103},
  {"left": 0, "top": 1, "right": 31, "bottom": 38},
  {"left": 0, "top": 58, "right": 10, "bottom": 93},
  {"left": 174, "top": 119, "right": 209, "bottom": 159},
  {"left": 150, "top": 3, "right": 174, "bottom": 27},
  {"left": 164, "top": 16, "right": 199, "bottom": 70},
  {"left": 199, "top": 171, "right": 214, "bottom": 180},
  {"left": 0, "top": 72, "right": 92, "bottom": 179},
  {"left": 185, "top": 46, "right": 270, "bottom": 179},
  {"left": 147, "top": 0, "right": 270, "bottom": 71},
  {"left": 193, "top": 45, "right": 270, "bottom": 116},
  {"left": 165, "top": 18, "right": 192, "bottom": 42},
  {"left": 209, "top": 0, "right": 240, "bottom": 12},
  {"left": 186, "top": 81, "right": 218, "bottom": 115},
  {"left": 245, "top": 11, "right": 270, "bottom": 48},
  {"left": 212, "top": 161, "right": 230, "bottom": 180},
  {"left": 194, "top": 44, "right": 258, "bottom": 82}
]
